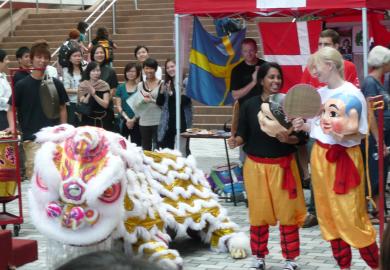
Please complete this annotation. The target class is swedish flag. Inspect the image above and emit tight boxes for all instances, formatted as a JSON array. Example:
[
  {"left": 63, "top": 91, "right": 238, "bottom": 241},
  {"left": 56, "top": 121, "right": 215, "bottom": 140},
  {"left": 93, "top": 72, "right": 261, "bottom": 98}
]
[{"left": 187, "top": 17, "right": 246, "bottom": 106}]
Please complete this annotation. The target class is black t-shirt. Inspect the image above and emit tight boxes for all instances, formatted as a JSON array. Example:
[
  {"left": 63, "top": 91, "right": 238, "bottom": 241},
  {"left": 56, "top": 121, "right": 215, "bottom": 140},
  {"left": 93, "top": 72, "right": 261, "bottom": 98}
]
[
  {"left": 230, "top": 58, "right": 266, "bottom": 105},
  {"left": 12, "top": 70, "right": 30, "bottom": 86},
  {"left": 100, "top": 65, "right": 118, "bottom": 89},
  {"left": 236, "top": 96, "right": 306, "bottom": 158},
  {"left": 88, "top": 90, "right": 110, "bottom": 112},
  {"left": 8, "top": 75, "right": 69, "bottom": 141}
]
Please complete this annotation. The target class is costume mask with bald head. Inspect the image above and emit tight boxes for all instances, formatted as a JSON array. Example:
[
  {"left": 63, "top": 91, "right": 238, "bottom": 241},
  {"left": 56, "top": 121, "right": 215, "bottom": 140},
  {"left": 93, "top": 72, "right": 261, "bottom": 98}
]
[
  {"left": 258, "top": 94, "right": 292, "bottom": 138},
  {"left": 320, "top": 93, "right": 362, "bottom": 136}
]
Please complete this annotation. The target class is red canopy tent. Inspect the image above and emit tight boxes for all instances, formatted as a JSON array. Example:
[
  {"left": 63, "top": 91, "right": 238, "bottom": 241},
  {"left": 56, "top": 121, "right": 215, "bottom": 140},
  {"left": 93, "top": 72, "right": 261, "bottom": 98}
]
[
  {"left": 175, "top": 0, "right": 389, "bottom": 16},
  {"left": 173, "top": 0, "right": 390, "bottom": 78}
]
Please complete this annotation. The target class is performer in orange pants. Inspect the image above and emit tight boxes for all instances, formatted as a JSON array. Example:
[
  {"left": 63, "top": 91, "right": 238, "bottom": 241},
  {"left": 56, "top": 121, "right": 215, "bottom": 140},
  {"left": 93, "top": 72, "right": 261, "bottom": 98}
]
[{"left": 229, "top": 62, "right": 307, "bottom": 270}]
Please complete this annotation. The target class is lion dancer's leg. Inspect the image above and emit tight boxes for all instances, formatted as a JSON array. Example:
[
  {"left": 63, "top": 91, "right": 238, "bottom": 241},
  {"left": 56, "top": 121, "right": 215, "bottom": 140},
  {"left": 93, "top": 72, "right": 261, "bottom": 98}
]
[
  {"left": 130, "top": 238, "right": 183, "bottom": 270},
  {"left": 249, "top": 225, "right": 269, "bottom": 269},
  {"left": 279, "top": 225, "right": 299, "bottom": 261},
  {"left": 329, "top": 239, "right": 379, "bottom": 270},
  {"left": 358, "top": 242, "right": 379, "bottom": 270},
  {"left": 331, "top": 240, "right": 380, "bottom": 270},
  {"left": 204, "top": 212, "right": 249, "bottom": 259},
  {"left": 206, "top": 219, "right": 249, "bottom": 259},
  {"left": 330, "top": 239, "right": 352, "bottom": 269},
  {"left": 250, "top": 225, "right": 269, "bottom": 258}
]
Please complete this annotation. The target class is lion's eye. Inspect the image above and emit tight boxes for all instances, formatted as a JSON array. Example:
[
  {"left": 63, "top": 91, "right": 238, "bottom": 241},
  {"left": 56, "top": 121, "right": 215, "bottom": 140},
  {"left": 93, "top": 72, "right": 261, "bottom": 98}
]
[
  {"left": 99, "top": 183, "right": 122, "bottom": 203},
  {"left": 36, "top": 174, "right": 48, "bottom": 191}
]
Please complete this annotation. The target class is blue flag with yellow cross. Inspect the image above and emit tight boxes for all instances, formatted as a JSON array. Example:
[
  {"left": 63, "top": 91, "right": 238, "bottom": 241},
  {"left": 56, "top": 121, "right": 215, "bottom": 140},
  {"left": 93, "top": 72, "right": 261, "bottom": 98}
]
[{"left": 187, "top": 17, "right": 246, "bottom": 106}]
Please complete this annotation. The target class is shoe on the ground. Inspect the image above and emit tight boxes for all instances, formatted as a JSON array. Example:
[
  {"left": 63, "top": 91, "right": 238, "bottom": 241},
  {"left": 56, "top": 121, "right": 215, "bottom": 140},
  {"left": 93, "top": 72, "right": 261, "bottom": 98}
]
[
  {"left": 283, "top": 259, "right": 299, "bottom": 270},
  {"left": 250, "top": 257, "right": 265, "bottom": 269},
  {"left": 302, "top": 214, "right": 318, "bottom": 228}
]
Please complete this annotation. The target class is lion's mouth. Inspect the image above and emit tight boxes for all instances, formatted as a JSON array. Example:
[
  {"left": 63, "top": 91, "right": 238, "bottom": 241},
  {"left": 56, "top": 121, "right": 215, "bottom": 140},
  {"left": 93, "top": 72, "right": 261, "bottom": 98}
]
[{"left": 46, "top": 201, "right": 99, "bottom": 230}]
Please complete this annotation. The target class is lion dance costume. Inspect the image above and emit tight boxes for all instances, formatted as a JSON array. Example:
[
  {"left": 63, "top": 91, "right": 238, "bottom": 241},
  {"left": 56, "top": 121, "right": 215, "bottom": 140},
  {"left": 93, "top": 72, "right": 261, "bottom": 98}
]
[{"left": 28, "top": 125, "right": 249, "bottom": 269}]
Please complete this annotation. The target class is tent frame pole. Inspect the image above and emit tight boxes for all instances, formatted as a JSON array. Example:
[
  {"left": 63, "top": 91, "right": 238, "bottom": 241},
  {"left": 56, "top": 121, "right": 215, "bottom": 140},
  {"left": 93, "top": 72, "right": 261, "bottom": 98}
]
[
  {"left": 362, "top": 7, "right": 368, "bottom": 77},
  {"left": 175, "top": 14, "right": 181, "bottom": 150}
]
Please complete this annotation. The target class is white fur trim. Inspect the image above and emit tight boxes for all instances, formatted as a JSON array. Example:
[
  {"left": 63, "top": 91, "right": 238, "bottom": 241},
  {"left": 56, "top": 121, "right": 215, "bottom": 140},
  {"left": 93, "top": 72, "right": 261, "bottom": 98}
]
[
  {"left": 226, "top": 232, "right": 251, "bottom": 254},
  {"left": 157, "top": 258, "right": 183, "bottom": 270},
  {"left": 32, "top": 142, "right": 62, "bottom": 201},
  {"left": 34, "top": 124, "right": 75, "bottom": 143}
]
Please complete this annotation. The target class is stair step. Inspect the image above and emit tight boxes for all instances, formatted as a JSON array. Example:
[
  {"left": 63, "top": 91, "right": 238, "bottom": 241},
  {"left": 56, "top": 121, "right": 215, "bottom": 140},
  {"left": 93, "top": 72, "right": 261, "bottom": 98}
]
[
  {"left": 5, "top": 32, "right": 171, "bottom": 41},
  {"left": 16, "top": 22, "right": 110, "bottom": 31},
  {"left": 28, "top": 8, "right": 174, "bottom": 18},
  {"left": 25, "top": 9, "right": 173, "bottom": 24}
]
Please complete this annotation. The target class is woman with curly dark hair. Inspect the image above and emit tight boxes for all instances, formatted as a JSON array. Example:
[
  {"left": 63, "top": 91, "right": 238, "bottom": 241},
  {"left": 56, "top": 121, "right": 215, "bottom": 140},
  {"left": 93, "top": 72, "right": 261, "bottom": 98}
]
[{"left": 77, "top": 61, "right": 112, "bottom": 129}]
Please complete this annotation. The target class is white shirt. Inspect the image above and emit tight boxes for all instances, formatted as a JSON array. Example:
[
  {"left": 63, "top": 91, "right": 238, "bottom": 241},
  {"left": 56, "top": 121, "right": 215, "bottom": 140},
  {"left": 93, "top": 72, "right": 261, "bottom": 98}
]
[
  {"left": 62, "top": 67, "right": 82, "bottom": 103},
  {"left": 310, "top": 81, "right": 368, "bottom": 147},
  {"left": 0, "top": 73, "right": 11, "bottom": 112},
  {"left": 134, "top": 81, "right": 162, "bottom": 126},
  {"left": 46, "top": 66, "right": 58, "bottom": 79}
]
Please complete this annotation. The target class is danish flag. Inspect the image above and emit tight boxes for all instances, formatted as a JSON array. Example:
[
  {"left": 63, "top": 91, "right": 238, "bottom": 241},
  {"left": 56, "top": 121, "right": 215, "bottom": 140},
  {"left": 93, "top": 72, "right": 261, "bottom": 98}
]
[{"left": 258, "top": 20, "right": 322, "bottom": 93}]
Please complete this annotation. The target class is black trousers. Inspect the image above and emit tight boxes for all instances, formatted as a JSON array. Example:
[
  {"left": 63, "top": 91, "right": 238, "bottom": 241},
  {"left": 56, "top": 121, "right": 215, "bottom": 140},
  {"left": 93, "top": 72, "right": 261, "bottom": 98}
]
[
  {"left": 120, "top": 120, "right": 142, "bottom": 147},
  {"left": 139, "top": 125, "right": 158, "bottom": 151},
  {"left": 0, "top": 111, "right": 8, "bottom": 130}
]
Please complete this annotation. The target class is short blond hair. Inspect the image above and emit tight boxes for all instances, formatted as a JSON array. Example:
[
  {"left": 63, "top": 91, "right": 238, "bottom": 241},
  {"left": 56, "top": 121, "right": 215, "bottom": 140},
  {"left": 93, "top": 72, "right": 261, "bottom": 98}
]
[
  {"left": 308, "top": 47, "right": 344, "bottom": 79},
  {"left": 367, "top": 45, "right": 390, "bottom": 68}
]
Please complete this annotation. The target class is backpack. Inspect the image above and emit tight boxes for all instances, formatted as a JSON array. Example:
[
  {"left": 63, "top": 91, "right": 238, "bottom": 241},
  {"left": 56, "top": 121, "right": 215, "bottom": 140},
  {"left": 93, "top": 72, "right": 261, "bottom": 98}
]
[
  {"left": 97, "top": 39, "right": 114, "bottom": 63},
  {"left": 39, "top": 75, "right": 60, "bottom": 119},
  {"left": 58, "top": 40, "right": 79, "bottom": 68},
  {"left": 214, "top": 18, "right": 243, "bottom": 36}
]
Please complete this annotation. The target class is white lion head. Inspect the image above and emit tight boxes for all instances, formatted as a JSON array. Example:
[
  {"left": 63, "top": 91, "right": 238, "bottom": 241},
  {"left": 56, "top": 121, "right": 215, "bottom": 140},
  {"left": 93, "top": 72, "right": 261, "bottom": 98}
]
[{"left": 29, "top": 126, "right": 128, "bottom": 246}]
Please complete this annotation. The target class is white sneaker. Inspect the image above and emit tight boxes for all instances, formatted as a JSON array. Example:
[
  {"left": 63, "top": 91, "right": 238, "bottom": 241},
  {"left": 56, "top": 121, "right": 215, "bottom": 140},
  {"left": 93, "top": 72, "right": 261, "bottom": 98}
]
[
  {"left": 251, "top": 257, "right": 266, "bottom": 269},
  {"left": 283, "top": 260, "right": 299, "bottom": 270}
]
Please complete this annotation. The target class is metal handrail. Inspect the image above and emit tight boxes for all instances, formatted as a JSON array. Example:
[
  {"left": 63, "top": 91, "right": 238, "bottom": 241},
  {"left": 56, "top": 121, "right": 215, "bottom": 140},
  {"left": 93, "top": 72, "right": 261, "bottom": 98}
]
[
  {"left": 84, "top": 0, "right": 109, "bottom": 22},
  {"left": 86, "top": 0, "right": 117, "bottom": 36},
  {"left": 0, "top": 0, "right": 11, "bottom": 9},
  {"left": 50, "top": 0, "right": 117, "bottom": 60},
  {"left": 0, "top": 0, "right": 14, "bottom": 36}
]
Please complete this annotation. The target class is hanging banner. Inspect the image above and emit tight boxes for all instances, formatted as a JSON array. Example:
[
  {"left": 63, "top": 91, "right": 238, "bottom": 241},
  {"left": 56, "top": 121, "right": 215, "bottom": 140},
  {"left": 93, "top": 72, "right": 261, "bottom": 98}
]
[{"left": 257, "top": 0, "right": 306, "bottom": 9}]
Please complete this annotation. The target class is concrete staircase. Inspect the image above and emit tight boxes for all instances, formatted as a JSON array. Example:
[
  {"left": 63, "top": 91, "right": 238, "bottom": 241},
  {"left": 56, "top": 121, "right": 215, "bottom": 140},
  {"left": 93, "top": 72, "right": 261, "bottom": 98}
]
[{"left": 0, "top": 0, "right": 265, "bottom": 130}]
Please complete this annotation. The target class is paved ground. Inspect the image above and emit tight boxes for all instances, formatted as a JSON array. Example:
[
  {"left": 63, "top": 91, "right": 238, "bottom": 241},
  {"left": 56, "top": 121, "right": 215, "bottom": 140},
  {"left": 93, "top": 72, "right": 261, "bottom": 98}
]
[{"left": 4, "top": 138, "right": 385, "bottom": 269}]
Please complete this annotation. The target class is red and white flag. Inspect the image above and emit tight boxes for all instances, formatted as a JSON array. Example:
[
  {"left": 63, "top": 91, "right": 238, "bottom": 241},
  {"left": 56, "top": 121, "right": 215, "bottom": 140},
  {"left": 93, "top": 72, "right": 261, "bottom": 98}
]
[{"left": 258, "top": 20, "right": 322, "bottom": 93}]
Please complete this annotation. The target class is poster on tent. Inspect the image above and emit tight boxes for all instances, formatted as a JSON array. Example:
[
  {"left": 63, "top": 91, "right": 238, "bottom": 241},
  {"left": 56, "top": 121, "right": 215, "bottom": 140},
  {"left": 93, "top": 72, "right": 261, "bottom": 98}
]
[
  {"left": 352, "top": 25, "right": 364, "bottom": 53},
  {"left": 337, "top": 28, "right": 353, "bottom": 61}
]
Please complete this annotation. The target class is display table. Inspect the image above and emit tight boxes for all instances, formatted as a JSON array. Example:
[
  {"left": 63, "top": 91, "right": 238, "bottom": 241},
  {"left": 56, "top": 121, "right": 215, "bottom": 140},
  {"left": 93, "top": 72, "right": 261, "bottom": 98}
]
[{"left": 181, "top": 131, "right": 240, "bottom": 206}]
